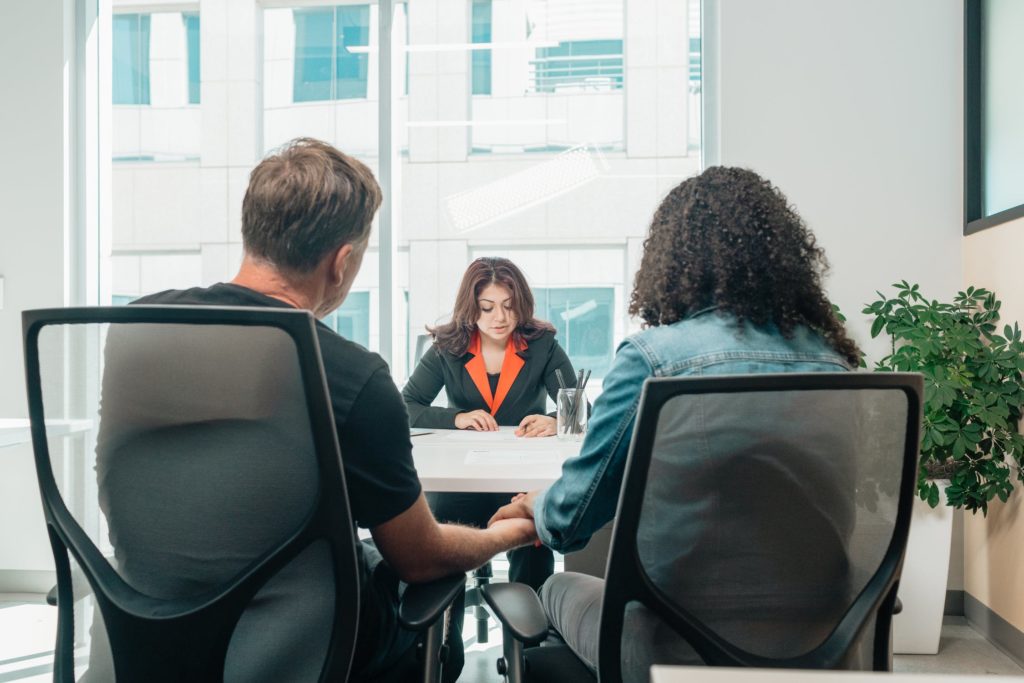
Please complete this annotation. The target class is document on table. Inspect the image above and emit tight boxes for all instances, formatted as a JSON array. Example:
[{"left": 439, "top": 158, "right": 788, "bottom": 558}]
[
  {"left": 464, "top": 449, "right": 563, "bottom": 466},
  {"left": 444, "top": 427, "right": 522, "bottom": 442}
]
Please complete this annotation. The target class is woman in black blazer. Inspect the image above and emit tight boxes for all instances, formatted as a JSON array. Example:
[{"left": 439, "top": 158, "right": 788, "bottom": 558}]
[{"left": 403, "top": 257, "right": 580, "bottom": 590}]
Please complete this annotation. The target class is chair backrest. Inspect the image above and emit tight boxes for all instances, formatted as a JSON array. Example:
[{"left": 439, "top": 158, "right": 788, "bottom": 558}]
[
  {"left": 598, "top": 373, "right": 922, "bottom": 683},
  {"left": 23, "top": 306, "right": 361, "bottom": 683},
  {"left": 414, "top": 333, "right": 432, "bottom": 366}
]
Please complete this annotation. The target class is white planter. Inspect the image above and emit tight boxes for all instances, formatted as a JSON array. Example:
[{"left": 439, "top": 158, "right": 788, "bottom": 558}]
[{"left": 893, "top": 483, "right": 953, "bottom": 654}]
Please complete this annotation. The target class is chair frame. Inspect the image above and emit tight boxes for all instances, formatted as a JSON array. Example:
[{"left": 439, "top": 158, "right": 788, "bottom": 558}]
[
  {"left": 24, "top": 305, "right": 364, "bottom": 682},
  {"left": 598, "top": 372, "right": 923, "bottom": 679}
]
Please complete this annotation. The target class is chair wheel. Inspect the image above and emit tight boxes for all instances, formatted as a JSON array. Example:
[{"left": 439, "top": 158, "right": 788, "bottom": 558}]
[{"left": 496, "top": 657, "right": 507, "bottom": 675}]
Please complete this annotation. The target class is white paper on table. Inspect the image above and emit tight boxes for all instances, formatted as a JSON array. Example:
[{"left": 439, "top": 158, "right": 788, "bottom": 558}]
[
  {"left": 464, "top": 449, "right": 563, "bottom": 466},
  {"left": 444, "top": 427, "right": 522, "bottom": 442}
]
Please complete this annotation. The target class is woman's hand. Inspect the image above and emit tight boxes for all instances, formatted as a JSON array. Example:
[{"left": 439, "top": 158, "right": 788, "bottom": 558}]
[
  {"left": 515, "top": 414, "right": 556, "bottom": 438},
  {"left": 454, "top": 409, "right": 499, "bottom": 431},
  {"left": 488, "top": 490, "right": 539, "bottom": 525}
]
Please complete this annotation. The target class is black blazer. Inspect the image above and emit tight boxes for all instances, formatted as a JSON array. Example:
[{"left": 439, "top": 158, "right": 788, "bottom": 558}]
[{"left": 403, "top": 330, "right": 578, "bottom": 428}]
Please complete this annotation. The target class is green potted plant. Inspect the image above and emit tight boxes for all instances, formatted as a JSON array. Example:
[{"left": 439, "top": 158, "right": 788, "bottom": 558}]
[
  {"left": 863, "top": 281, "right": 1024, "bottom": 512},
  {"left": 862, "top": 281, "right": 1024, "bottom": 654}
]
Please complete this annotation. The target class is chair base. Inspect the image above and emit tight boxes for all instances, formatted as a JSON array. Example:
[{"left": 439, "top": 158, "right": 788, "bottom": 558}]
[{"left": 467, "top": 561, "right": 493, "bottom": 643}]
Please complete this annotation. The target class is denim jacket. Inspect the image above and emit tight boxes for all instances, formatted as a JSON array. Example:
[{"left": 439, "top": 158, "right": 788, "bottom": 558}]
[{"left": 533, "top": 308, "right": 852, "bottom": 553}]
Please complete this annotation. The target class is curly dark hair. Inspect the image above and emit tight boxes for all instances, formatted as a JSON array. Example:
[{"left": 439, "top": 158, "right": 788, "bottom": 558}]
[{"left": 629, "top": 166, "right": 860, "bottom": 365}]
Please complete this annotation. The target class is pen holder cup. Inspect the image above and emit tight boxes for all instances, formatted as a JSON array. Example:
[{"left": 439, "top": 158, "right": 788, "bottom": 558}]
[{"left": 556, "top": 388, "right": 588, "bottom": 441}]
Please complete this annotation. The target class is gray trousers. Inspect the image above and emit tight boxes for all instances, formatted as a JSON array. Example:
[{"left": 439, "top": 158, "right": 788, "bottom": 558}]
[
  {"left": 540, "top": 572, "right": 604, "bottom": 671},
  {"left": 540, "top": 572, "right": 703, "bottom": 683}
]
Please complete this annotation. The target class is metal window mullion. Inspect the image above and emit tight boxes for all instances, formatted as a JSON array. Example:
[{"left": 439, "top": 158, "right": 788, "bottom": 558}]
[{"left": 378, "top": 0, "right": 395, "bottom": 365}]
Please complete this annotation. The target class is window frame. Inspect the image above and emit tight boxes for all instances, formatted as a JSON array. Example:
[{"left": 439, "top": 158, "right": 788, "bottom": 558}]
[
  {"left": 963, "top": 0, "right": 1024, "bottom": 235},
  {"left": 292, "top": 4, "right": 372, "bottom": 103}
]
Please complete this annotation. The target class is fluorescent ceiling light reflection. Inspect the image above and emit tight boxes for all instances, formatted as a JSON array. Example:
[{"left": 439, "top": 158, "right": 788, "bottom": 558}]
[
  {"left": 407, "top": 119, "right": 567, "bottom": 128},
  {"left": 445, "top": 144, "right": 609, "bottom": 234}
]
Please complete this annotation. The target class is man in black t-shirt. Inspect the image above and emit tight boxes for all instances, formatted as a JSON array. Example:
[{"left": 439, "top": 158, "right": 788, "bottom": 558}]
[{"left": 94, "top": 138, "right": 537, "bottom": 682}]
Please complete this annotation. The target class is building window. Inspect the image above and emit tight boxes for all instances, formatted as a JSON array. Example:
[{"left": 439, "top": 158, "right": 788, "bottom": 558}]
[
  {"left": 184, "top": 13, "right": 201, "bottom": 104},
  {"left": 323, "top": 291, "right": 371, "bottom": 348},
  {"left": 534, "top": 287, "right": 615, "bottom": 378},
  {"left": 113, "top": 14, "right": 151, "bottom": 105},
  {"left": 533, "top": 39, "right": 624, "bottom": 93},
  {"left": 293, "top": 5, "right": 370, "bottom": 103},
  {"left": 689, "top": 37, "right": 701, "bottom": 89},
  {"left": 965, "top": 0, "right": 1024, "bottom": 232},
  {"left": 471, "top": 0, "right": 492, "bottom": 95}
]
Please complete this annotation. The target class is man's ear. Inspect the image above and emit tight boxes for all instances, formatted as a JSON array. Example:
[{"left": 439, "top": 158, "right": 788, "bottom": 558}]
[{"left": 329, "top": 243, "right": 355, "bottom": 285}]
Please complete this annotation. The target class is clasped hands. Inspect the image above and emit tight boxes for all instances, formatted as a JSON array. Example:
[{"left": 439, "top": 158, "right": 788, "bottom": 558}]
[
  {"left": 488, "top": 490, "right": 543, "bottom": 547},
  {"left": 453, "top": 410, "right": 556, "bottom": 437}
]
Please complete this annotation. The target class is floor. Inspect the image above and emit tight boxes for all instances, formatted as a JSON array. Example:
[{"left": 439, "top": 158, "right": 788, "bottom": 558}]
[
  {"left": 893, "top": 617, "right": 1024, "bottom": 677},
  {"left": 2, "top": 595, "right": 1021, "bottom": 682}
]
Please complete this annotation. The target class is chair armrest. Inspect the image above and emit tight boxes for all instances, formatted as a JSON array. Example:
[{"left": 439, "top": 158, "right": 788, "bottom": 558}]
[
  {"left": 480, "top": 582, "right": 549, "bottom": 647},
  {"left": 399, "top": 573, "right": 466, "bottom": 631}
]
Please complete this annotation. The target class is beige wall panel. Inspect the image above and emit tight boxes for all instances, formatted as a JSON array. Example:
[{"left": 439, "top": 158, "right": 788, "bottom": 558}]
[{"left": 963, "top": 214, "right": 1024, "bottom": 632}]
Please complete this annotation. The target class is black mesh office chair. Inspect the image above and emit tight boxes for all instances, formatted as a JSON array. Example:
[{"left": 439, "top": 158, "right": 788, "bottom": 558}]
[
  {"left": 483, "top": 373, "right": 922, "bottom": 683},
  {"left": 24, "top": 306, "right": 463, "bottom": 683}
]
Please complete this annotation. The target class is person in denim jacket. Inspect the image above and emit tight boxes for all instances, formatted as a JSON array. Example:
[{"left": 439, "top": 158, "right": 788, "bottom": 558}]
[{"left": 488, "top": 166, "right": 861, "bottom": 676}]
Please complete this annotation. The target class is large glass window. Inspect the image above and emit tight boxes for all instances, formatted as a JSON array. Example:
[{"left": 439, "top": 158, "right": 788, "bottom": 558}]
[
  {"left": 111, "top": 10, "right": 201, "bottom": 162},
  {"left": 465, "top": 0, "right": 629, "bottom": 155},
  {"left": 293, "top": 5, "right": 371, "bottom": 102},
  {"left": 471, "top": 0, "right": 493, "bottom": 95},
  {"left": 184, "top": 13, "right": 201, "bottom": 105},
  {"left": 981, "top": 0, "right": 1024, "bottom": 217},
  {"left": 107, "top": 0, "right": 700, "bottom": 390},
  {"left": 110, "top": 7, "right": 204, "bottom": 319},
  {"left": 533, "top": 40, "right": 624, "bottom": 93},
  {"left": 113, "top": 14, "right": 150, "bottom": 105},
  {"left": 406, "top": 0, "right": 700, "bottom": 391},
  {"left": 535, "top": 287, "right": 615, "bottom": 378},
  {"left": 966, "top": 0, "right": 1024, "bottom": 231},
  {"left": 323, "top": 291, "right": 372, "bottom": 348}
]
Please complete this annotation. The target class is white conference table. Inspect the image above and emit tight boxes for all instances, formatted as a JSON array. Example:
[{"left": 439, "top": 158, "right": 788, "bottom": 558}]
[
  {"left": 0, "top": 418, "right": 93, "bottom": 449},
  {"left": 650, "top": 667, "right": 1024, "bottom": 683},
  {"left": 411, "top": 427, "right": 582, "bottom": 493}
]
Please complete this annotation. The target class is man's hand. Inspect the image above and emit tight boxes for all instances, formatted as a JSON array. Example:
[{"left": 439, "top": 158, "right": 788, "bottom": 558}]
[
  {"left": 487, "top": 517, "right": 538, "bottom": 548},
  {"left": 515, "top": 414, "right": 556, "bottom": 438},
  {"left": 372, "top": 494, "right": 539, "bottom": 583},
  {"left": 488, "top": 490, "right": 539, "bottom": 527},
  {"left": 455, "top": 409, "right": 499, "bottom": 431}
]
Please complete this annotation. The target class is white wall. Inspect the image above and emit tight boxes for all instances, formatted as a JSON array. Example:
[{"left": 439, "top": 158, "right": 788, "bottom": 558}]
[
  {"left": 712, "top": 0, "right": 965, "bottom": 590},
  {"left": 712, "top": 0, "right": 963, "bottom": 363},
  {"left": 0, "top": 1, "right": 73, "bottom": 590}
]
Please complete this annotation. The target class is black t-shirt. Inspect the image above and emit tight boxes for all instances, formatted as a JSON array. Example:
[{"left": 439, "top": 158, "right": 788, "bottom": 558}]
[{"left": 134, "top": 283, "right": 423, "bottom": 529}]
